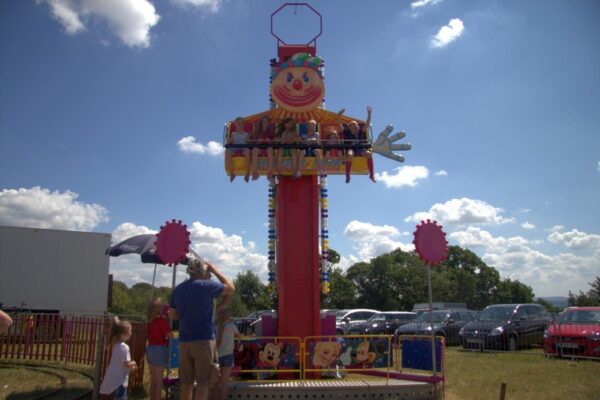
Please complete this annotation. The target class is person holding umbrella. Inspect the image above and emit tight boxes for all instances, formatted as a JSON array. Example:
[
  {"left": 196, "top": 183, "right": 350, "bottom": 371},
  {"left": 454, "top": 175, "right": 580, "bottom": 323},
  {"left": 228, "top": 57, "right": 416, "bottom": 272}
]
[
  {"left": 0, "top": 310, "right": 12, "bottom": 333},
  {"left": 168, "top": 258, "right": 235, "bottom": 400}
]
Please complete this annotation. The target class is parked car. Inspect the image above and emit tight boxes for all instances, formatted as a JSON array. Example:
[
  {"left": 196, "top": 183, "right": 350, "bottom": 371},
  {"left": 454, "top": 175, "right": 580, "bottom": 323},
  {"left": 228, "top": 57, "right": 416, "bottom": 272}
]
[
  {"left": 543, "top": 306, "right": 600, "bottom": 358},
  {"left": 246, "top": 309, "right": 276, "bottom": 320},
  {"left": 460, "top": 303, "right": 552, "bottom": 351},
  {"left": 412, "top": 302, "right": 467, "bottom": 315},
  {"left": 335, "top": 309, "right": 379, "bottom": 335},
  {"left": 320, "top": 309, "right": 338, "bottom": 318},
  {"left": 241, "top": 309, "right": 277, "bottom": 336},
  {"left": 394, "top": 309, "right": 478, "bottom": 345},
  {"left": 349, "top": 311, "right": 416, "bottom": 335}
]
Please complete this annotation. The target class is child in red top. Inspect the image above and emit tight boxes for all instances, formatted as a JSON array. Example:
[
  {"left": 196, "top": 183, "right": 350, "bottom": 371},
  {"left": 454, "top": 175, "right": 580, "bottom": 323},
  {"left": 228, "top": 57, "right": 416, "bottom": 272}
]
[{"left": 146, "top": 298, "right": 174, "bottom": 400}]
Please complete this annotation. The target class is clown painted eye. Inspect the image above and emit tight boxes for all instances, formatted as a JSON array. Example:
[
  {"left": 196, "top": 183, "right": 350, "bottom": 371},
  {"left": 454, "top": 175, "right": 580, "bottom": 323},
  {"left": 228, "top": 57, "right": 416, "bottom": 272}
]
[
  {"left": 286, "top": 73, "right": 293, "bottom": 82},
  {"left": 302, "top": 72, "right": 310, "bottom": 83}
]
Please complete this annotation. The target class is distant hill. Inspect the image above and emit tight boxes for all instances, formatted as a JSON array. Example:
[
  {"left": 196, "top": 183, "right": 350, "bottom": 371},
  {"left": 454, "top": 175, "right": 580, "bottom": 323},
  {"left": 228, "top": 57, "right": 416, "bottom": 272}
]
[{"left": 537, "top": 296, "right": 569, "bottom": 309}]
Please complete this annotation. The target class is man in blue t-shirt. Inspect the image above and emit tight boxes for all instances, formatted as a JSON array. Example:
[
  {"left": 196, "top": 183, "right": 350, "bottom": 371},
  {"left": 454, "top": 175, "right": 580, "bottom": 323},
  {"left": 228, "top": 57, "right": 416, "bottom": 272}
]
[{"left": 169, "top": 258, "right": 235, "bottom": 400}]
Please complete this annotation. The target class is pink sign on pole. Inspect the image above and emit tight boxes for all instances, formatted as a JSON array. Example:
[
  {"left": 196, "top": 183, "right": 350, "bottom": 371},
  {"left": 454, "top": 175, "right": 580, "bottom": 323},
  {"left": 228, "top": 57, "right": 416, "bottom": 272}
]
[
  {"left": 412, "top": 219, "right": 448, "bottom": 266},
  {"left": 156, "top": 219, "right": 191, "bottom": 266}
]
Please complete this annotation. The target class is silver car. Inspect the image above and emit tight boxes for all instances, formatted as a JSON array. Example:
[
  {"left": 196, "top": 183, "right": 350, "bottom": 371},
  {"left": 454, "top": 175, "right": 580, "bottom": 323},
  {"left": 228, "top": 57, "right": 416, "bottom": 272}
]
[{"left": 335, "top": 308, "right": 379, "bottom": 335}]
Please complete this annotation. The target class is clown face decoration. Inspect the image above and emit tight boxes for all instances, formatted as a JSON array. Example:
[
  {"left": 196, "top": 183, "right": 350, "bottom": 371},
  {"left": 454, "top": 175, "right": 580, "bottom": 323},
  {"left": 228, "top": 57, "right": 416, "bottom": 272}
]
[{"left": 270, "top": 53, "right": 325, "bottom": 112}]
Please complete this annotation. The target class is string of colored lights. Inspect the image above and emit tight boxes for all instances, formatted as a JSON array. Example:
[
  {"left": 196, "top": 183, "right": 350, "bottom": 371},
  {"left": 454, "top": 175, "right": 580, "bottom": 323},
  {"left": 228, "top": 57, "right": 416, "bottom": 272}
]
[
  {"left": 267, "top": 180, "right": 277, "bottom": 295},
  {"left": 319, "top": 175, "right": 330, "bottom": 294}
]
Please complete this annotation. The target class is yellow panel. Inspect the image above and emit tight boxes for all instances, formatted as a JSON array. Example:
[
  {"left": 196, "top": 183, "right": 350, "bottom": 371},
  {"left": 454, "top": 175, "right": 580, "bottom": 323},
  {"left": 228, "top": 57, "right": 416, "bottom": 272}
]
[{"left": 225, "top": 156, "right": 369, "bottom": 176}]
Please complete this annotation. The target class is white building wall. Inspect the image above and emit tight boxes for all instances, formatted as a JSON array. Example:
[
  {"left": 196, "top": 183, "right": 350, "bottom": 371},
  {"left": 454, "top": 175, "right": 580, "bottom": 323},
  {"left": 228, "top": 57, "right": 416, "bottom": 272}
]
[{"left": 0, "top": 225, "right": 111, "bottom": 315}]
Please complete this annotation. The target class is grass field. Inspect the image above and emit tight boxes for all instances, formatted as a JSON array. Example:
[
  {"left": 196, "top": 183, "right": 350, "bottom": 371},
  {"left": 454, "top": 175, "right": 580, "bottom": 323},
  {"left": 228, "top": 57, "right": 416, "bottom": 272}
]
[
  {"left": 2, "top": 349, "right": 599, "bottom": 399},
  {"left": 444, "top": 348, "right": 600, "bottom": 400},
  {"left": 0, "top": 360, "right": 94, "bottom": 400}
]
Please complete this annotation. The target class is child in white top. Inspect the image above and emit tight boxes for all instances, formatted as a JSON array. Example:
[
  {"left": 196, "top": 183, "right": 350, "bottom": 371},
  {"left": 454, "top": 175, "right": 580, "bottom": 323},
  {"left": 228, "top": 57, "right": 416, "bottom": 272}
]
[
  {"left": 100, "top": 319, "right": 137, "bottom": 400},
  {"left": 276, "top": 117, "right": 301, "bottom": 177},
  {"left": 301, "top": 119, "right": 324, "bottom": 175},
  {"left": 210, "top": 308, "right": 241, "bottom": 400}
]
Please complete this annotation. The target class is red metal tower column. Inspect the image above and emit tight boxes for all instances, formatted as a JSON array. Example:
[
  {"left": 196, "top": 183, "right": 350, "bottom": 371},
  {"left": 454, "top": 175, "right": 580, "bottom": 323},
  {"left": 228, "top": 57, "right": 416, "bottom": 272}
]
[{"left": 276, "top": 176, "right": 321, "bottom": 338}]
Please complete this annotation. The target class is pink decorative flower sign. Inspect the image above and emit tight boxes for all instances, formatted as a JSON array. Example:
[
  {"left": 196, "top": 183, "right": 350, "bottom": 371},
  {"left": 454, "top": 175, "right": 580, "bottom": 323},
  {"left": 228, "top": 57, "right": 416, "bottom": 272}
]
[
  {"left": 156, "top": 219, "right": 191, "bottom": 266},
  {"left": 413, "top": 220, "right": 448, "bottom": 266}
]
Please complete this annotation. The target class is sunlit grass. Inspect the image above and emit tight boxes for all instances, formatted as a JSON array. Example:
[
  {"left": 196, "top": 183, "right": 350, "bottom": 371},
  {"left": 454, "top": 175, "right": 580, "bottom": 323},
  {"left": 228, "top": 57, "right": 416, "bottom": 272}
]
[
  {"left": 4, "top": 348, "right": 600, "bottom": 400},
  {"left": 444, "top": 348, "right": 600, "bottom": 400},
  {"left": 0, "top": 360, "right": 94, "bottom": 399}
]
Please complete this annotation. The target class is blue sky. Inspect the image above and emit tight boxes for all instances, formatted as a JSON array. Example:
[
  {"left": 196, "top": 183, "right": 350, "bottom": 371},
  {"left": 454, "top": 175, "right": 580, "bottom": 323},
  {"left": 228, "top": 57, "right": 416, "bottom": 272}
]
[{"left": 1, "top": 0, "right": 599, "bottom": 298}]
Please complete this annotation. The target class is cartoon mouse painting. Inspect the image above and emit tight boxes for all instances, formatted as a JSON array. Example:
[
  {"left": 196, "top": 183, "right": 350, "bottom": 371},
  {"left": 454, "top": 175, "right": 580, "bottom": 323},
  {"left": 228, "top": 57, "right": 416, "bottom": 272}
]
[{"left": 258, "top": 342, "right": 285, "bottom": 368}]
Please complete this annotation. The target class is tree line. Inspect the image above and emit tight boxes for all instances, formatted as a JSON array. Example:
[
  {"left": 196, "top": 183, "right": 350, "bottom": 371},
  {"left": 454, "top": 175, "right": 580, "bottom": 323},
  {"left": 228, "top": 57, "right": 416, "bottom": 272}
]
[{"left": 108, "top": 245, "right": 599, "bottom": 318}]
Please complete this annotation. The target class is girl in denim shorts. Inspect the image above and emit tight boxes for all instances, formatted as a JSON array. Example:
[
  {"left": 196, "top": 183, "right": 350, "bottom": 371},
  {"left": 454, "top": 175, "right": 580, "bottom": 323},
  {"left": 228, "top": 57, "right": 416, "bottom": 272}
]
[{"left": 211, "top": 308, "right": 241, "bottom": 400}]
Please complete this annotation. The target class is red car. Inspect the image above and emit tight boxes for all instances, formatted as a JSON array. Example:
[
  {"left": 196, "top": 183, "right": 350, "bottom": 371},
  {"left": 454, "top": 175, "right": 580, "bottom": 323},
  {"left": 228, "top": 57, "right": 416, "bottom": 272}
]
[{"left": 544, "top": 307, "right": 600, "bottom": 358}]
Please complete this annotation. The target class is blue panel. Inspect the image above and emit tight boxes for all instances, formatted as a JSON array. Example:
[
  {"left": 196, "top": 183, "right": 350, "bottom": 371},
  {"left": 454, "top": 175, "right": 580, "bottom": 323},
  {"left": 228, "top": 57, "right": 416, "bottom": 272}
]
[
  {"left": 401, "top": 337, "right": 442, "bottom": 371},
  {"left": 169, "top": 337, "right": 179, "bottom": 369},
  {"left": 298, "top": 123, "right": 307, "bottom": 135}
]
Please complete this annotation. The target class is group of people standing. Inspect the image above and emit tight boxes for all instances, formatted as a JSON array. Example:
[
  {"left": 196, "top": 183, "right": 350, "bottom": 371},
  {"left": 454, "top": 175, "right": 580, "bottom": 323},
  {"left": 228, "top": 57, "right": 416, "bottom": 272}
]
[
  {"left": 227, "top": 106, "right": 375, "bottom": 183},
  {"left": 168, "top": 258, "right": 237, "bottom": 400},
  {"left": 99, "top": 258, "right": 237, "bottom": 400}
]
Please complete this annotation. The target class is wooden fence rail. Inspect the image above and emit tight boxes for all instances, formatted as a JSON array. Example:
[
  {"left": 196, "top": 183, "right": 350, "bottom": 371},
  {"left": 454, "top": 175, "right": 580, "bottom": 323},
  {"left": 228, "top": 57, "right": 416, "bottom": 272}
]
[{"left": 0, "top": 313, "right": 146, "bottom": 391}]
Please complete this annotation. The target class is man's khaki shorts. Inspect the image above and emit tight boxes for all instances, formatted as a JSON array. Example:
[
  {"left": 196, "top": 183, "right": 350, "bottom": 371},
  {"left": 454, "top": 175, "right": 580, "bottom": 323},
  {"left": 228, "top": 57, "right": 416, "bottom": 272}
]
[{"left": 178, "top": 340, "right": 216, "bottom": 386}]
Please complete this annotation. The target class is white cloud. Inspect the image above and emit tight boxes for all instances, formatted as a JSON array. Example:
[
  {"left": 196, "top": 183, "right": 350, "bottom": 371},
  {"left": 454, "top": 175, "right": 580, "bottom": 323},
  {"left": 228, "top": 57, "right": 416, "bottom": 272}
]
[
  {"left": 549, "top": 225, "right": 564, "bottom": 233},
  {"left": 45, "top": 0, "right": 85, "bottom": 34},
  {"left": 405, "top": 197, "right": 515, "bottom": 226},
  {"left": 170, "top": 0, "right": 221, "bottom": 12},
  {"left": 450, "top": 226, "right": 529, "bottom": 253},
  {"left": 375, "top": 165, "right": 429, "bottom": 188},
  {"left": 430, "top": 18, "right": 464, "bottom": 48},
  {"left": 83, "top": 0, "right": 160, "bottom": 48},
  {"left": 521, "top": 222, "right": 535, "bottom": 230},
  {"left": 343, "top": 220, "right": 413, "bottom": 263},
  {"left": 517, "top": 207, "right": 531, "bottom": 214},
  {"left": 108, "top": 221, "right": 267, "bottom": 287},
  {"left": 597, "top": 161, "right": 600, "bottom": 173},
  {"left": 177, "top": 137, "right": 224, "bottom": 155},
  {"left": 111, "top": 222, "right": 156, "bottom": 243},
  {"left": 449, "top": 226, "right": 600, "bottom": 296},
  {"left": 0, "top": 187, "right": 108, "bottom": 231},
  {"left": 435, "top": 170, "right": 448, "bottom": 177},
  {"left": 411, "top": 0, "right": 443, "bottom": 9},
  {"left": 40, "top": 0, "right": 160, "bottom": 48},
  {"left": 548, "top": 229, "right": 600, "bottom": 250}
]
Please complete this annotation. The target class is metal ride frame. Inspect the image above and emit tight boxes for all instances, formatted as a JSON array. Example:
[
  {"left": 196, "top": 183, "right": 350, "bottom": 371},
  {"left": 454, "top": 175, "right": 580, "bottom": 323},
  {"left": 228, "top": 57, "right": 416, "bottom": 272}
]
[
  {"left": 222, "top": 3, "right": 433, "bottom": 398},
  {"left": 225, "top": 334, "right": 444, "bottom": 399}
]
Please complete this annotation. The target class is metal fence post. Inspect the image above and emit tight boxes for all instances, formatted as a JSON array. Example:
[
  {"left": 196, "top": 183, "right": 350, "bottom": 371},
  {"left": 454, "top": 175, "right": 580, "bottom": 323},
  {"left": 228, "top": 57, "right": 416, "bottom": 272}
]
[
  {"left": 499, "top": 382, "right": 507, "bottom": 400},
  {"left": 92, "top": 316, "right": 107, "bottom": 400}
]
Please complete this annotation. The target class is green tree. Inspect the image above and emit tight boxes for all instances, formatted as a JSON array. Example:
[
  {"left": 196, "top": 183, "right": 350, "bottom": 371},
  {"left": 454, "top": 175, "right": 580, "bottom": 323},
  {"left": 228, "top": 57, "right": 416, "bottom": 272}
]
[
  {"left": 109, "top": 281, "right": 132, "bottom": 315},
  {"left": 234, "top": 270, "right": 272, "bottom": 312},
  {"left": 108, "top": 280, "right": 172, "bottom": 318},
  {"left": 323, "top": 267, "right": 357, "bottom": 309},
  {"left": 431, "top": 268, "right": 459, "bottom": 302},
  {"left": 536, "top": 297, "right": 561, "bottom": 313},
  {"left": 327, "top": 249, "right": 341, "bottom": 266},
  {"left": 339, "top": 245, "right": 519, "bottom": 311},
  {"left": 494, "top": 278, "right": 534, "bottom": 304},
  {"left": 388, "top": 250, "right": 428, "bottom": 310},
  {"left": 445, "top": 246, "right": 485, "bottom": 274},
  {"left": 226, "top": 293, "right": 249, "bottom": 317},
  {"left": 450, "top": 268, "right": 477, "bottom": 307},
  {"left": 129, "top": 282, "right": 154, "bottom": 316},
  {"left": 345, "top": 262, "right": 372, "bottom": 305},
  {"left": 443, "top": 246, "right": 501, "bottom": 309},
  {"left": 345, "top": 249, "right": 429, "bottom": 310},
  {"left": 568, "top": 276, "right": 600, "bottom": 306}
]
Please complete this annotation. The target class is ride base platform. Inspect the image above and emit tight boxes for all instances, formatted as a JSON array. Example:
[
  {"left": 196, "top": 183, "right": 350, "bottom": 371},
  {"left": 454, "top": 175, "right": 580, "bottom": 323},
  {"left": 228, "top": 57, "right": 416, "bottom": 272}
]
[{"left": 227, "top": 379, "right": 436, "bottom": 399}]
